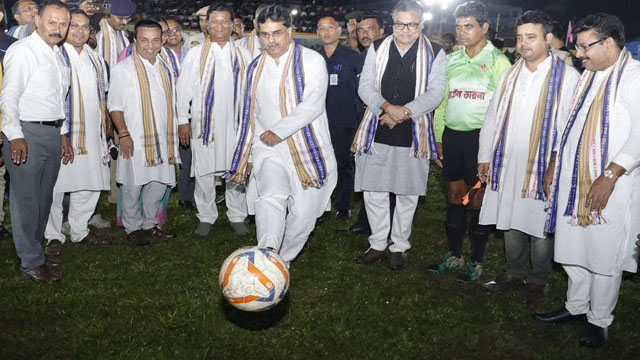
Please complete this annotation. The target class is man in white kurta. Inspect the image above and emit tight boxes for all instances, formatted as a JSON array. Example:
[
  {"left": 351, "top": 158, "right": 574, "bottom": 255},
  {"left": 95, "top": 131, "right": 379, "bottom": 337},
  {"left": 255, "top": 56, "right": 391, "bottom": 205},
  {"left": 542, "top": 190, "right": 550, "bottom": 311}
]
[
  {"left": 228, "top": 6, "right": 337, "bottom": 266},
  {"left": 177, "top": 6, "right": 252, "bottom": 236},
  {"left": 477, "top": 12, "right": 580, "bottom": 303},
  {"left": 534, "top": 14, "right": 640, "bottom": 348},
  {"left": 107, "top": 21, "right": 177, "bottom": 245},
  {"left": 45, "top": 11, "right": 111, "bottom": 245}
]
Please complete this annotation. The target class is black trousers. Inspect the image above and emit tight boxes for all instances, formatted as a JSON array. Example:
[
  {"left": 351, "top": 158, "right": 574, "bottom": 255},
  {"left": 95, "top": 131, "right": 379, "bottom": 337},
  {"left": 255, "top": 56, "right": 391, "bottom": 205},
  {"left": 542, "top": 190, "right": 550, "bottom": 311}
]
[{"left": 329, "top": 126, "right": 355, "bottom": 212}]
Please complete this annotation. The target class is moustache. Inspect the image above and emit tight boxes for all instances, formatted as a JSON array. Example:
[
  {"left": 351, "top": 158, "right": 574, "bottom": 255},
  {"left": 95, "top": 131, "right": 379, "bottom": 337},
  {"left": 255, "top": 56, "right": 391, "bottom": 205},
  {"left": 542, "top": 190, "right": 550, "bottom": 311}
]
[
  {"left": 361, "top": 37, "right": 371, "bottom": 42},
  {"left": 50, "top": 32, "right": 63, "bottom": 39}
]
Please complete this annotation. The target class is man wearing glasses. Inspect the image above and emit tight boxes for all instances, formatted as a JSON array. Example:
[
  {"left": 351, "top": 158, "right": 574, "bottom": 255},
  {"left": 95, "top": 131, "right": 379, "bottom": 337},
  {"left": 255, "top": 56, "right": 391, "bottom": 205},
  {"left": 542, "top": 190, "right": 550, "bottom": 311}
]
[
  {"left": 535, "top": 13, "right": 640, "bottom": 349},
  {"left": 427, "top": 1, "right": 511, "bottom": 283},
  {"left": 353, "top": 0, "right": 446, "bottom": 270},
  {"left": 227, "top": 4, "right": 336, "bottom": 268},
  {"left": 177, "top": 3, "right": 252, "bottom": 237}
]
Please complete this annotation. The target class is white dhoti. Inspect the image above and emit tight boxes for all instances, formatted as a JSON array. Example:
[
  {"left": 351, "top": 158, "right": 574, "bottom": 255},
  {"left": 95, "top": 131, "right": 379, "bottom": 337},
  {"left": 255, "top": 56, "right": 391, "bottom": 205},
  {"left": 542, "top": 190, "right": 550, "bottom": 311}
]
[
  {"left": 563, "top": 265, "right": 622, "bottom": 328},
  {"left": 364, "top": 191, "right": 418, "bottom": 253},
  {"left": 45, "top": 191, "right": 102, "bottom": 243}
]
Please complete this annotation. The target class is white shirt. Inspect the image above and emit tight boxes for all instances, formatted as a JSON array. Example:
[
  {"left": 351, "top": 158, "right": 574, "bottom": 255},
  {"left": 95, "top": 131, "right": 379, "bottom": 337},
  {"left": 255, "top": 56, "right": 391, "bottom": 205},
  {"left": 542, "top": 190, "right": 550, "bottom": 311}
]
[
  {"left": 0, "top": 32, "right": 70, "bottom": 141},
  {"left": 554, "top": 58, "right": 640, "bottom": 275},
  {"left": 478, "top": 56, "right": 580, "bottom": 237},
  {"left": 107, "top": 55, "right": 176, "bottom": 187},
  {"left": 246, "top": 44, "right": 337, "bottom": 218},
  {"left": 54, "top": 43, "right": 110, "bottom": 193},
  {"left": 177, "top": 41, "right": 251, "bottom": 176}
]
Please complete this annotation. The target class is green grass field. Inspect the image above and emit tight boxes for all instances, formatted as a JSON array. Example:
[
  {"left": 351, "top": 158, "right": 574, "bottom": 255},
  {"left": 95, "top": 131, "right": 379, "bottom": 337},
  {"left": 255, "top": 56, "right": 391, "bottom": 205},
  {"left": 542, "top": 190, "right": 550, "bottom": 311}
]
[{"left": 1, "top": 168, "right": 639, "bottom": 359}]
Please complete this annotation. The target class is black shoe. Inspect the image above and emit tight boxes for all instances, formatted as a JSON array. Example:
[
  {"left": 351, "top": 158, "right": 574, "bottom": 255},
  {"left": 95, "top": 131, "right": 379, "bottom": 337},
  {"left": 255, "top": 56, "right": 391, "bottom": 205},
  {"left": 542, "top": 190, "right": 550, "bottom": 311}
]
[
  {"left": 335, "top": 210, "right": 351, "bottom": 221},
  {"left": 127, "top": 230, "right": 151, "bottom": 246},
  {"left": 388, "top": 252, "right": 407, "bottom": 270},
  {"left": 354, "top": 248, "right": 387, "bottom": 265},
  {"left": 20, "top": 264, "right": 60, "bottom": 283},
  {"left": 336, "top": 224, "right": 371, "bottom": 236},
  {"left": 179, "top": 200, "right": 195, "bottom": 210},
  {"left": 482, "top": 273, "right": 525, "bottom": 292},
  {"left": 0, "top": 225, "right": 11, "bottom": 238},
  {"left": 579, "top": 323, "right": 607, "bottom": 348},
  {"left": 533, "top": 307, "right": 587, "bottom": 324},
  {"left": 521, "top": 283, "right": 550, "bottom": 305}
]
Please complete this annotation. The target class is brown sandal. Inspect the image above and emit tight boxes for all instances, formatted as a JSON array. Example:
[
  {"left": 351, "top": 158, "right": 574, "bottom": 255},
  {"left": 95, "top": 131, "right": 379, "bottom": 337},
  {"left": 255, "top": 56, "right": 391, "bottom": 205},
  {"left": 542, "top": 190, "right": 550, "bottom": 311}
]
[{"left": 79, "top": 233, "right": 111, "bottom": 245}]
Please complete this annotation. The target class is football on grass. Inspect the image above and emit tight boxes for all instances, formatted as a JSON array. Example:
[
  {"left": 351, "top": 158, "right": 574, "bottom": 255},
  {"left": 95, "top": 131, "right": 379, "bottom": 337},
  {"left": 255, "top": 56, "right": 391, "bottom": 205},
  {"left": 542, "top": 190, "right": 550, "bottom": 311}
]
[{"left": 219, "top": 246, "right": 290, "bottom": 312}]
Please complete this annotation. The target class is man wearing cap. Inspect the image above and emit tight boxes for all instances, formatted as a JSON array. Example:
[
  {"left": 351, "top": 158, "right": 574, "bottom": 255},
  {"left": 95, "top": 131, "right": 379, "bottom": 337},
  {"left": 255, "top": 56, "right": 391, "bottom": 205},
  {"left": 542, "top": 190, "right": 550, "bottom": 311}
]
[
  {"left": 0, "top": 0, "right": 73, "bottom": 282},
  {"left": 184, "top": 6, "right": 208, "bottom": 51},
  {"left": 97, "top": 0, "right": 135, "bottom": 69}
]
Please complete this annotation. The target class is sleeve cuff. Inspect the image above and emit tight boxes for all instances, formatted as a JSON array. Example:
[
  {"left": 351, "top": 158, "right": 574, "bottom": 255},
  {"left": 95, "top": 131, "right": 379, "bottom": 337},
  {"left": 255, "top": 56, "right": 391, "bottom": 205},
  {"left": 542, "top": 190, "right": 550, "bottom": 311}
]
[
  {"left": 2, "top": 126, "right": 24, "bottom": 141},
  {"left": 611, "top": 153, "right": 637, "bottom": 174}
]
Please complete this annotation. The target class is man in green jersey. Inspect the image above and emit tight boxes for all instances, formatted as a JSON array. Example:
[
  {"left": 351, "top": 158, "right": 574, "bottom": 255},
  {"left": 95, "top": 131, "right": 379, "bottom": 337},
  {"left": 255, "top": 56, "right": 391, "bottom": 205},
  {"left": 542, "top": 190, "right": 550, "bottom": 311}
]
[{"left": 428, "top": 1, "right": 511, "bottom": 283}]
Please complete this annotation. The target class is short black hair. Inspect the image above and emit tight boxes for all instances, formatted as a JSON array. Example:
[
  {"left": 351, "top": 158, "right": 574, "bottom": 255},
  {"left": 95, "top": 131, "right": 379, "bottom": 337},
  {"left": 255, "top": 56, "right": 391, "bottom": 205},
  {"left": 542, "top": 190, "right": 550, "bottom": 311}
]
[
  {"left": 69, "top": 8, "right": 89, "bottom": 21},
  {"left": 208, "top": 2, "right": 234, "bottom": 22},
  {"left": 38, "top": 0, "right": 68, "bottom": 17},
  {"left": 454, "top": 1, "right": 489, "bottom": 26},
  {"left": 317, "top": 15, "right": 339, "bottom": 26},
  {"left": 516, "top": 10, "right": 554, "bottom": 36},
  {"left": 257, "top": 4, "right": 291, "bottom": 29},
  {"left": 551, "top": 21, "right": 565, "bottom": 41},
  {"left": 441, "top": 32, "right": 456, "bottom": 43},
  {"left": 134, "top": 19, "right": 162, "bottom": 39},
  {"left": 360, "top": 14, "right": 383, "bottom": 29},
  {"left": 573, "top": 13, "right": 625, "bottom": 48}
]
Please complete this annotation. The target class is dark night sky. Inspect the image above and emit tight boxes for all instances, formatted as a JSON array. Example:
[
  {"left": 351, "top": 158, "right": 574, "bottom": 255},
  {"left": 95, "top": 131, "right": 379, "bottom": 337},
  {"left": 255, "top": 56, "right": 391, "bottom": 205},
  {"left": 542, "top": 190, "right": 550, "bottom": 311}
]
[{"left": 475, "top": 0, "right": 640, "bottom": 39}]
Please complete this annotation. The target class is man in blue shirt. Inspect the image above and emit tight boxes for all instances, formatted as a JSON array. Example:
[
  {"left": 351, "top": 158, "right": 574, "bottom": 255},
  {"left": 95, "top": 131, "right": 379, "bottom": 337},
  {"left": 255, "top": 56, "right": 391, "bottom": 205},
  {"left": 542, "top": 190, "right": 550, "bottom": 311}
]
[{"left": 317, "top": 15, "right": 364, "bottom": 220}]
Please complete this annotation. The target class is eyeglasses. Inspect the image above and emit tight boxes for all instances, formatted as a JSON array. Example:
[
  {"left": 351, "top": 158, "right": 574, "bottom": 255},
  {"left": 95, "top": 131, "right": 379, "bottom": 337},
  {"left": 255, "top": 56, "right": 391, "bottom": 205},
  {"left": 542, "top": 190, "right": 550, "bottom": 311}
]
[
  {"left": 575, "top": 38, "right": 604, "bottom": 52},
  {"left": 393, "top": 22, "right": 420, "bottom": 31},
  {"left": 259, "top": 30, "right": 286, "bottom": 39}
]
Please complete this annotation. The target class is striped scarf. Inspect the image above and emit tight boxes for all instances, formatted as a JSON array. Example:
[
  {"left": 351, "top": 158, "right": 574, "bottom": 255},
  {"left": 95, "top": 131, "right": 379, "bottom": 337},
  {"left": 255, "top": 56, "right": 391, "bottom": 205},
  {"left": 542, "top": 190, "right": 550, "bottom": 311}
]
[
  {"left": 198, "top": 39, "right": 247, "bottom": 145},
  {"left": 61, "top": 45, "right": 110, "bottom": 164},
  {"left": 99, "top": 18, "right": 129, "bottom": 68},
  {"left": 246, "top": 30, "right": 259, "bottom": 54},
  {"left": 351, "top": 35, "right": 439, "bottom": 159},
  {"left": 161, "top": 46, "right": 181, "bottom": 79},
  {"left": 227, "top": 43, "right": 328, "bottom": 188},
  {"left": 546, "top": 49, "right": 630, "bottom": 232},
  {"left": 131, "top": 49, "right": 179, "bottom": 166},
  {"left": 489, "top": 53, "right": 566, "bottom": 200}
]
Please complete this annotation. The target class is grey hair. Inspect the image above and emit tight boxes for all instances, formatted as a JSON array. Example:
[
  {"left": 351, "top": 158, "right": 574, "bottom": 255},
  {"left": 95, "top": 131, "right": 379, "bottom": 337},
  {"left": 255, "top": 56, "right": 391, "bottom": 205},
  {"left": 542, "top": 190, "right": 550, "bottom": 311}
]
[{"left": 391, "top": 0, "right": 424, "bottom": 20}]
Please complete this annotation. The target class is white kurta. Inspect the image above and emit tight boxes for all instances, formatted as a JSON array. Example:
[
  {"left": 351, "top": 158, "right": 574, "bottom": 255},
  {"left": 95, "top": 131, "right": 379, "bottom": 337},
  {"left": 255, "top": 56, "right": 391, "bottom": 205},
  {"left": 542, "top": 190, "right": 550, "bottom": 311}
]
[
  {"left": 554, "top": 60, "right": 640, "bottom": 275},
  {"left": 96, "top": 26, "right": 129, "bottom": 69},
  {"left": 54, "top": 43, "right": 110, "bottom": 193},
  {"left": 248, "top": 44, "right": 337, "bottom": 218},
  {"left": 177, "top": 41, "right": 251, "bottom": 176},
  {"left": 479, "top": 57, "right": 580, "bottom": 238},
  {"left": 235, "top": 34, "right": 263, "bottom": 60},
  {"left": 107, "top": 55, "right": 177, "bottom": 187}
]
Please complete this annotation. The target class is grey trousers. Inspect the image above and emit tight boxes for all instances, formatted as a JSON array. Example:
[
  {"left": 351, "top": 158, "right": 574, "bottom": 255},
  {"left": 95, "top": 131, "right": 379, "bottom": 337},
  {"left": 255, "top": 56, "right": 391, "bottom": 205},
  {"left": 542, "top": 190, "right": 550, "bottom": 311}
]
[
  {"left": 178, "top": 145, "right": 194, "bottom": 202},
  {"left": 3, "top": 123, "right": 61, "bottom": 269},
  {"left": 504, "top": 229, "right": 554, "bottom": 285},
  {"left": 121, "top": 181, "right": 168, "bottom": 234}
]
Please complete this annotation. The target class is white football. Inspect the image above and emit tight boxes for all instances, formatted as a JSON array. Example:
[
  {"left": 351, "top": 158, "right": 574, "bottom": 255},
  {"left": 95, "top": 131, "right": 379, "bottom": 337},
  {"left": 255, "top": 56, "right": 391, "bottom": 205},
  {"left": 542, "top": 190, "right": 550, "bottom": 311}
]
[{"left": 219, "top": 246, "right": 290, "bottom": 312}]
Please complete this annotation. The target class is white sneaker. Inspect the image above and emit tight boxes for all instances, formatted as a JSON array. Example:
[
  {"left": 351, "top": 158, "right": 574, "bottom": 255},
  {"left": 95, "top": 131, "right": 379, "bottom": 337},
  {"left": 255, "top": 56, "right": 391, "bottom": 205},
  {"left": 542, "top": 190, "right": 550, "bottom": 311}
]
[
  {"left": 61, "top": 221, "right": 71, "bottom": 235},
  {"left": 88, "top": 214, "right": 111, "bottom": 228}
]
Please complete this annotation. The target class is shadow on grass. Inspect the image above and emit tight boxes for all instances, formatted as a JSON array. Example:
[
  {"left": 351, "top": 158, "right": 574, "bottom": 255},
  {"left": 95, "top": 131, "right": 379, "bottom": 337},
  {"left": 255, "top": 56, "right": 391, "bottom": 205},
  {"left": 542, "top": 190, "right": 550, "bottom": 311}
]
[{"left": 220, "top": 295, "right": 289, "bottom": 330}]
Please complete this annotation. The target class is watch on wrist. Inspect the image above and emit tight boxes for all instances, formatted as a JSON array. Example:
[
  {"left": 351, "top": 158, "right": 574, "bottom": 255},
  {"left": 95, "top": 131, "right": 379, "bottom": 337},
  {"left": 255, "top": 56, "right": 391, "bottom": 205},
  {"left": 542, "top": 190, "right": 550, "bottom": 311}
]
[{"left": 603, "top": 169, "right": 618, "bottom": 180}]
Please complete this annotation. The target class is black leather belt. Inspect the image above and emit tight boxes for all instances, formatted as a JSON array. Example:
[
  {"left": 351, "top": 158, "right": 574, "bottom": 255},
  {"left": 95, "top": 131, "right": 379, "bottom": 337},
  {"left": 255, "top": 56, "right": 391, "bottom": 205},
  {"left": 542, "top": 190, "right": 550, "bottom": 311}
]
[{"left": 33, "top": 120, "right": 64, "bottom": 128}]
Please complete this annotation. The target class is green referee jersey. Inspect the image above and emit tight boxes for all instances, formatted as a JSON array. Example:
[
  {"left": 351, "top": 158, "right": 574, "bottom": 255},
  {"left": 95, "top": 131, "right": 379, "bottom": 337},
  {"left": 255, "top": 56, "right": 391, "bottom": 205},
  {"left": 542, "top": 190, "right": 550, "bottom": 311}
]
[{"left": 434, "top": 41, "right": 511, "bottom": 142}]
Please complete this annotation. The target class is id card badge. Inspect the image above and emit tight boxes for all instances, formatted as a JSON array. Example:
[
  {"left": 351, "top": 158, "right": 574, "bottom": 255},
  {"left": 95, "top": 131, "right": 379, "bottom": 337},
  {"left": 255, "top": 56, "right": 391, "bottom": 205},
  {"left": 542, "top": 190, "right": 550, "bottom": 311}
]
[{"left": 330, "top": 73, "right": 339, "bottom": 86}]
